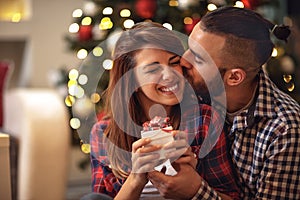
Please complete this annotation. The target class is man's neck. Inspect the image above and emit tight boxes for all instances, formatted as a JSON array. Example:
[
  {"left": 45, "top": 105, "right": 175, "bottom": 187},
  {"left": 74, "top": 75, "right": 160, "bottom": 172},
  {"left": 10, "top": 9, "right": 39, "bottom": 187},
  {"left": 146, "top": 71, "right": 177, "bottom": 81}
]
[{"left": 226, "top": 80, "right": 258, "bottom": 113}]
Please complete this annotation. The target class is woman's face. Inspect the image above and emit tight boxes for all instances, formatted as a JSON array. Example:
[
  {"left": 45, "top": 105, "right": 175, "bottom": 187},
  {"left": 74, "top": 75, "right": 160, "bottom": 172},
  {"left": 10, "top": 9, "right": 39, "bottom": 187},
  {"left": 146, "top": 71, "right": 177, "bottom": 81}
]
[{"left": 134, "top": 48, "right": 185, "bottom": 110}]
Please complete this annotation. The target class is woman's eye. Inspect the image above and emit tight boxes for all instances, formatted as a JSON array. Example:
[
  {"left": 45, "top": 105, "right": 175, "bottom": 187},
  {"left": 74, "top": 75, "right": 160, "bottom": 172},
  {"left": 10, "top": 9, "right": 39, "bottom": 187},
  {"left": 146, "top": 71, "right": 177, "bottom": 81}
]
[
  {"left": 170, "top": 60, "right": 180, "bottom": 66},
  {"left": 146, "top": 66, "right": 160, "bottom": 73}
]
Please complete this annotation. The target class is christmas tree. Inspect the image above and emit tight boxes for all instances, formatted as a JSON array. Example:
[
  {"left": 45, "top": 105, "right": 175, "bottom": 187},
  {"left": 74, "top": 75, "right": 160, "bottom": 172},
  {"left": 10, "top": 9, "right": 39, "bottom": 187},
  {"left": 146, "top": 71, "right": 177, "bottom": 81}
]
[{"left": 62, "top": 0, "right": 298, "bottom": 158}]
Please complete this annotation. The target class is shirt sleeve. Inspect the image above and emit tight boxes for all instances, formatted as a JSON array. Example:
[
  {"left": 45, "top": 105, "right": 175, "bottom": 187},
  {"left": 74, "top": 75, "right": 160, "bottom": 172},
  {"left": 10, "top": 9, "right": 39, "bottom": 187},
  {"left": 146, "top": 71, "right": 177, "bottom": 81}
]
[
  {"left": 186, "top": 104, "right": 240, "bottom": 200},
  {"left": 192, "top": 179, "right": 221, "bottom": 200},
  {"left": 90, "top": 121, "right": 124, "bottom": 198}
]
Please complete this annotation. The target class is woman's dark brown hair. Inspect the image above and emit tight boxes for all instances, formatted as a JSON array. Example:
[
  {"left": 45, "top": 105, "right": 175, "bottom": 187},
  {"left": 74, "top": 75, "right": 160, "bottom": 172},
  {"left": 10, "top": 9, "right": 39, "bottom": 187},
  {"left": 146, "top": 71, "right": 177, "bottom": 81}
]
[{"left": 103, "top": 22, "right": 186, "bottom": 178}]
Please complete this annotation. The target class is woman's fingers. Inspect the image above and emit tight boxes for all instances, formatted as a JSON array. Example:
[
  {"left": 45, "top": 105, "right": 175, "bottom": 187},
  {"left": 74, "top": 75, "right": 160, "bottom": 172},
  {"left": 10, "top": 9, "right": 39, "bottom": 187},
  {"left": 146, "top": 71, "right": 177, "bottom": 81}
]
[
  {"left": 131, "top": 138, "right": 163, "bottom": 173},
  {"left": 132, "top": 151, "right": 161, "bottom": 173},
  {"left": 132, "top": 138, "right": 151, "bottom": 152},
  {"left": 162, "top": 131, "right": 189, "bottom": 161}
]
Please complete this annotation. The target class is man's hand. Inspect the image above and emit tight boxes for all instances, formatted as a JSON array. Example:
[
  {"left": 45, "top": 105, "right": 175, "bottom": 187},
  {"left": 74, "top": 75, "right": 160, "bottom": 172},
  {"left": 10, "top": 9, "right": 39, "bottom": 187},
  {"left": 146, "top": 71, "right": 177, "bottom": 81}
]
[{"left": 148, "top": 163, "right": 202, "bottom": 199}]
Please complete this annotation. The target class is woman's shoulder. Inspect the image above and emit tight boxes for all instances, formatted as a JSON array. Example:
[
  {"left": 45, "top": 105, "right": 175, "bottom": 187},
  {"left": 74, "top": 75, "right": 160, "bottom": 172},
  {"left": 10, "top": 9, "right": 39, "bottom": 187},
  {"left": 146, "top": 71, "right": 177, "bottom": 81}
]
[{"left": 91, "top": 117, "right": 111, "bottom": 134}]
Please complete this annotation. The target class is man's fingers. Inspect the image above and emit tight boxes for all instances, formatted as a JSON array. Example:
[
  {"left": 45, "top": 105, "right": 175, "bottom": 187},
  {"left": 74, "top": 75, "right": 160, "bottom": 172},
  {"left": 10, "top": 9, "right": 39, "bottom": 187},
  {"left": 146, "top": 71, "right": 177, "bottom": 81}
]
[{"left": 148, "top": 171, "right": 170, "bottom": 183}]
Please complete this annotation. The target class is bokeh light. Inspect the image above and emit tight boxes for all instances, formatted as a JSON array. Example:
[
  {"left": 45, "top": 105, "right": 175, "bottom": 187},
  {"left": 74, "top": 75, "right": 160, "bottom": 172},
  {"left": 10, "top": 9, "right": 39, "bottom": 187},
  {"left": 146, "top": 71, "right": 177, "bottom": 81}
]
[
  {"left": 120, "top": 9, "right": 131, "bottom": 17},
  {"left": 69, "top": 69, "right": 79, "bottom": 80},
  {"left": 103, "top": 59, "right": 113, "bottom": 70},
  {"left": 123, "top": 19, "right": 135, "bottom": 29},
  {"left": 103, "top": 7, "right": 113, "bottom": 15},
  {"left": 91, "top": 93, "right": 101, "bottom": 103},
  {"left": 72, "top": 9, "right": 83, "bottom": 18},
  {"left": 77, "top": 49, "right": 88, "bottom": 59},
  {"left": 65, "top": 95, "right": 76, "bottom": 107},
  {"left": 78, "top": 74, "right": 88, "bottom": 85},
  {"left": 69, "top": 23, "right": 80, "bottom": 33},
  {"left": 70, "top": 118, "right": 81, "bottom": 129},
  {"left": 92, "top": 47, "right": 104, "bottom": 57}
]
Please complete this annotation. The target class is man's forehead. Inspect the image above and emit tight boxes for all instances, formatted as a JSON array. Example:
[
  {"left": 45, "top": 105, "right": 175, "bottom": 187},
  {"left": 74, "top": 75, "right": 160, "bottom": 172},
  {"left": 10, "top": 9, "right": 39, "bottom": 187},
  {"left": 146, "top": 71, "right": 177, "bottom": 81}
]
[
  {"left": 188, "top": 34, "right": 211, "bottom": 61},
  {"left": 188, "top": 23, "right": 201, "bottom": 46}
]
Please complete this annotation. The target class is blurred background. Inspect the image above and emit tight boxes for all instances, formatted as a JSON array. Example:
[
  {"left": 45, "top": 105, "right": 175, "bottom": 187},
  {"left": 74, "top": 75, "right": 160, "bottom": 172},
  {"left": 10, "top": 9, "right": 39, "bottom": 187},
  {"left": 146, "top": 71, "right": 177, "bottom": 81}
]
[{"left": 0, "top": 0, "right": 299, "bottom": 199}]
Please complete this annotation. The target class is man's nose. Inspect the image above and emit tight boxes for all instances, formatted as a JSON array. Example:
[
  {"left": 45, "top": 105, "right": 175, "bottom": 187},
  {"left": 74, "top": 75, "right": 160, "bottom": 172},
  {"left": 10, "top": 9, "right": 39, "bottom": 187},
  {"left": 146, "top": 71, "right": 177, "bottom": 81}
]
[{"left": 181, "top": 50, "right": 193, "bottom": 69}]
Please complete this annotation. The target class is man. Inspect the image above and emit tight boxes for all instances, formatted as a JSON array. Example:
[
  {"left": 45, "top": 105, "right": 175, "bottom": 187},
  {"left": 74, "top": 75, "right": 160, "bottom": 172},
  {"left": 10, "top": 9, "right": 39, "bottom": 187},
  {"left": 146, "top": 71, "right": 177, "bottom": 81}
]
[{"left": 148, "top": 6, "right": 300, "bottom": 199}]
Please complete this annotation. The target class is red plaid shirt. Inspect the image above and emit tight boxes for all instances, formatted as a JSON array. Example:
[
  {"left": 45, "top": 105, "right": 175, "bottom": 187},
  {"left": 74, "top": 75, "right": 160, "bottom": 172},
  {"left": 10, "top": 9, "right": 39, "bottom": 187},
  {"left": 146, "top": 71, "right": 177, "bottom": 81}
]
[{"left": 90, "top": 104, "right": 240, "bottom": 199}]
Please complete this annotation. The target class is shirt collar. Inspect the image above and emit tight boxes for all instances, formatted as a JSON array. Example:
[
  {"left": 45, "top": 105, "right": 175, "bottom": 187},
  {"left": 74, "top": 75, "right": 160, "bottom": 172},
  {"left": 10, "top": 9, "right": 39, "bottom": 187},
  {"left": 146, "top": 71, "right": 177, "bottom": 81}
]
[
  {"left": 254, "top": 70, "right": 278, "bottom": 119},
  {"left": 231, "top": 70, "right": 278, "bottom": 133}
]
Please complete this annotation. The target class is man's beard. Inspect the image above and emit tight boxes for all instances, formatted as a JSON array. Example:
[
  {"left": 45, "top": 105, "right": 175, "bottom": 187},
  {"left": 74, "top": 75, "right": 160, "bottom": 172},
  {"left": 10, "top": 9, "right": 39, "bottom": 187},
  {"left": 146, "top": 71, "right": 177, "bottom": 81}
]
[{"left": 186, "top": 69, "right": 226, "bottom": 105}]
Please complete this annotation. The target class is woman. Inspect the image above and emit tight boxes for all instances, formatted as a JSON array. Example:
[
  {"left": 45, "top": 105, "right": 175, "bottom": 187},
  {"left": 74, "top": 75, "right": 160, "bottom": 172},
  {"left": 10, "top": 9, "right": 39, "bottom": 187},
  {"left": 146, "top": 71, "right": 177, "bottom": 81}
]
[{"left": 90, "top": 22, "right": 240, "bottom": 199}]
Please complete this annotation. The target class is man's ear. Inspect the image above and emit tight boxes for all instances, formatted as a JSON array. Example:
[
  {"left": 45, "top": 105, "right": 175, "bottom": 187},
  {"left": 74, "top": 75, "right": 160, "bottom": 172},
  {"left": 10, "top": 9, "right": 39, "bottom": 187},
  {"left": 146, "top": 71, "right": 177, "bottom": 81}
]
[{"left": 224, "top": 68, "right": 246, "bottom": 86}]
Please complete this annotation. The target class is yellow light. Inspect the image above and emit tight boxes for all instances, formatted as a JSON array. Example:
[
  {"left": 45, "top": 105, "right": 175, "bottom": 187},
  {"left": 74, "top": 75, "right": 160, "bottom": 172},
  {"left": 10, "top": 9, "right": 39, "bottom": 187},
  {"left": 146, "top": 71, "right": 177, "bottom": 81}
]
[
  {"left": 234, "top": 1, "right": 245, "bottom": 8},
  {"left": 207, "top": 4, "right": 217, "bottom": 11},
  {"left": 287, "top": 83, "right": 295, "bottom": 92},
  {"left": 120, "top": 9, "right": 131, "bottom": 17},
  {"left": 163, "top": 23, "right": 173, "bottom": 30},
  {"left": 65, "top": 95, "right": 76, "bottom": 107},
  {"left": 70, "top": 118, "right": 81, "bottom": 129},
  {"left": 68, "top": 85, "right": 77, "bottom": 96},
  {"left": 283, "top": 75, "right": 292, "bottom": 83},
  {"left": 81, "top": 143, "right": 91, "bottom": 154},
  {"left": 69, "top": 23, "right": 80, "bottom": 33},
  {"left": 69, "top": 69, "right": 79, "bottom": 80},
  {"left": 72, "top": 9, "right": 83, "bottom": 18},
  {"left": 68, "top": 80, "right": 77, "bottom": 88},
  {"left": 99, "top": 17, "right": 113, "bottom": 30},
  {"left": 81, "top": 16, "right": 92, "bottom": 26},
  {"left": 103, "top": 59, "right": 113, "bottom": 70},
  {"left": 0, "top": 0, "right": 31, "bottom": 22},
  {"left": 75, "top": 86, "right": 85, "bottom": 98},
  {"left": 91, "top": 93, "right": 101, "bottom": 103},
  {"left": 77, "top": 49, "right": 88, "bottom": 60},
  {"left": 11, "top": 13, "right": 22, "bottom": 22},
  {"left": 93, "top": 47, "right": 104, "bottom": 57},
  {"left": 68, "top": 85, "right": 85, "bottom": 98},
  {"left": 103, "top": 7, "right": 113, "bottom": 15},
  {"left": 184, "top": 17, "right": 193, "bottom": 24},
  {"left": 123, "top": 19, "right": 135, "bottom": 29},
  {"left": 78, "top": 74, "right": 88, "bottom": 85},
  {"left": 169, "top": 0, "right": 179, "bottom": 7},
  {"left": 272, "top": 48, "right": 278, "bottom": 57}
]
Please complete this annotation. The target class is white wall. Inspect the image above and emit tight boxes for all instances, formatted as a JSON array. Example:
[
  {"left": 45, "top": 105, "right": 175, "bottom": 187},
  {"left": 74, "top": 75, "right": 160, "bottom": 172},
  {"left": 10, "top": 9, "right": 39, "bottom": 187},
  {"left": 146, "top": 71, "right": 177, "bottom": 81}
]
[{"left": 0, "top": 0, "right": 83, "bottom": 87}]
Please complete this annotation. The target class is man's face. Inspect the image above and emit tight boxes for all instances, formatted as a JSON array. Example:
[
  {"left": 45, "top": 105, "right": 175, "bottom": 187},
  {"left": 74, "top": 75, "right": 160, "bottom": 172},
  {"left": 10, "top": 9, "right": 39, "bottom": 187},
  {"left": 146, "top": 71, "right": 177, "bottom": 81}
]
[{"left": 181, "top": 23, "right": 227, "bottom": 99}]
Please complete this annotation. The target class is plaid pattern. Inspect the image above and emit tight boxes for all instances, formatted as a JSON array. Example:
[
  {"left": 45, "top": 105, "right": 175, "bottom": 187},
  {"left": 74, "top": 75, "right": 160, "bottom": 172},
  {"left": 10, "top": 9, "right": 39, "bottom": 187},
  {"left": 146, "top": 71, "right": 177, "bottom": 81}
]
[
  {"left": 90, "top": 104, "right": 240, "bottom": 199},
  {"left": 226, "top": 70, "right": 300, "bottom": 199},
  {"left": 192, "top": 180, "right": 221, "bottom": 200},
  {"left": 90, "top": 121, "right": 126, "bottom": 197}
]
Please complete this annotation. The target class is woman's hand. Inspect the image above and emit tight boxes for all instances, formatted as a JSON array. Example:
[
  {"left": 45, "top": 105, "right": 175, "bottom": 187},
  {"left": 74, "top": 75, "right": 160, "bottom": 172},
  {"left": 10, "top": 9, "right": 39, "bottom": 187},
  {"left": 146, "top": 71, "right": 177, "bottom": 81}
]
[
  {"left": 114, "top": 138, "right": 162, "bottom": 200},
  {"left": 131, "top": 138, "right": 162, "bottom": 184}
]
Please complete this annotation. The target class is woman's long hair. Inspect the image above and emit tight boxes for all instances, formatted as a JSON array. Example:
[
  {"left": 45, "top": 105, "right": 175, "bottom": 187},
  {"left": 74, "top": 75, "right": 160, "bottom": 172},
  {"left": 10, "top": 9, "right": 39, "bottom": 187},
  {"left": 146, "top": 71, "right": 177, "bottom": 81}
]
[{"left": 102, "top": 22, "right": 186, "bottom": 178}]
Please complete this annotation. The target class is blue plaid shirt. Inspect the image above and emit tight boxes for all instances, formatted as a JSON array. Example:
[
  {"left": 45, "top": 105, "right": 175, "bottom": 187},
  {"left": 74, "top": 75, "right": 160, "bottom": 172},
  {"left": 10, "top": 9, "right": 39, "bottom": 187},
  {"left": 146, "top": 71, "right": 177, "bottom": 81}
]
[{"left": 193, "top": 70, "right": 300, "bottom": 199}]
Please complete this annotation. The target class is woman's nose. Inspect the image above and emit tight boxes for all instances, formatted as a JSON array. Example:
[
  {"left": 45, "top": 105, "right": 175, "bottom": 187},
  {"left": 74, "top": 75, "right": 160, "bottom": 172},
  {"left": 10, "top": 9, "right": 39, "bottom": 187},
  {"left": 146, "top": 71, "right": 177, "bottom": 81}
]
[
  {"left": 181, "top": 50, "right": 193, "bottom": 69},
  {"left": 162, "top": 67, "right": 175, "bottom": 81}
]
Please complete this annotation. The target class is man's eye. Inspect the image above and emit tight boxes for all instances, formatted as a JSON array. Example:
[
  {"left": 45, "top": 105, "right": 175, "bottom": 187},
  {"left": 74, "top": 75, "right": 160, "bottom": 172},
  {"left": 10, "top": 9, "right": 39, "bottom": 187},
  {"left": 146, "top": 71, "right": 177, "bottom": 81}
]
[{"left": 195, "top": 56, "right": 203, "bottom": 64}]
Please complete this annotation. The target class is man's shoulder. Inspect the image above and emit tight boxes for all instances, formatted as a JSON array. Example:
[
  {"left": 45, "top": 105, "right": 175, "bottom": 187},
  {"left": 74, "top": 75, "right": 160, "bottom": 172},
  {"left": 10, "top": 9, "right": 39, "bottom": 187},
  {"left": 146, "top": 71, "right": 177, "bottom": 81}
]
[
  {"left": 258, "top": 71, "right": 300, "bottom": 118},
  {"left": 257, "top": 85, "right": 300, "bottom": 134}
]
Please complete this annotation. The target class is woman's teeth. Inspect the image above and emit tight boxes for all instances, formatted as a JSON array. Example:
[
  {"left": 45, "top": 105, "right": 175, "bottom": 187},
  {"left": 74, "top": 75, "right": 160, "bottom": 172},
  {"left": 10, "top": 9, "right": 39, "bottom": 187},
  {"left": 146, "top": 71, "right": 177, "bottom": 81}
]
[{"left": 161, "top": 83, "right": 178, "bottom": 92}]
